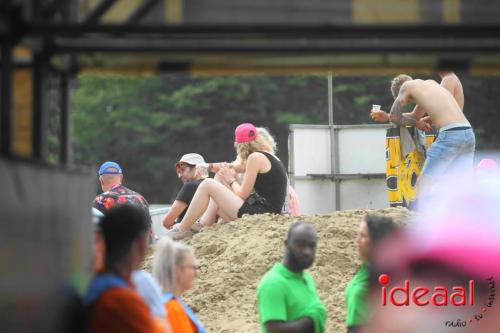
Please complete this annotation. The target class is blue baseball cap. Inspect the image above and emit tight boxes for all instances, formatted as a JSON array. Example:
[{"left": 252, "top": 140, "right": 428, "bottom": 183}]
[{"left": 98, "top": 161, "right": 122, "bottom": 175}]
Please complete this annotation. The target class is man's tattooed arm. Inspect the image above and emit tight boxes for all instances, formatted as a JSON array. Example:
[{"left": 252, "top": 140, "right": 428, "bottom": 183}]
[{"left": 389, "top": 97, "right": 417, "bottom": 126}]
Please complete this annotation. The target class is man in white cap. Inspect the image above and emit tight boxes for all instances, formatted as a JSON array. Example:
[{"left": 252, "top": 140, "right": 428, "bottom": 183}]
[{"left": 162, "top": 153, "right": 208, "bottom": 230}]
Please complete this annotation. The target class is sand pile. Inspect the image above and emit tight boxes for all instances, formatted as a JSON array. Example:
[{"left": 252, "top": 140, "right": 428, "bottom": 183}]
[{"left": 143, "top": 207, "right": 411, "bottom": 333}]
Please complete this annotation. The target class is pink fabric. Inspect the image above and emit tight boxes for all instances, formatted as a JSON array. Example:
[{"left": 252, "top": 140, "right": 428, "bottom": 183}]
[
  {"left": 409, "top": 222, "right": 500, "bottom": 279},
  {"left": 287, "top": 185, "right": 301, "bottom": 216},
  {"left": 477, "top": 158, "right": 498, "bottom": 170},
  {"left": 234, "top": 123, "right": 258, "bottom": 143},
  {"left": 375, "top": 174, "right": 500, "bottom": 281}
]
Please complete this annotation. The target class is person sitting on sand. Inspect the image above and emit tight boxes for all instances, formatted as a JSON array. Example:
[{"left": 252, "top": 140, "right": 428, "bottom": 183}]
[
  {"left": 194, "top": 126, "right": 298, "bottom": 230},
  {"left": 257, "top": 221, "right": 326, "bottom": 333},
  {"left": 166, "top": 123, "right": 288, "bottom": 240},
  {"left": 345, "top": 214, "right": 397, "bottom": 333},
  {"left": 152, "top": 237, "right": 205, "bottom": 333},
  {"left": 93, "top": 161, "right": 149, "bottom": 216},
  {"left": 162, "top": 153, "right": 208, "bottom": 229}
]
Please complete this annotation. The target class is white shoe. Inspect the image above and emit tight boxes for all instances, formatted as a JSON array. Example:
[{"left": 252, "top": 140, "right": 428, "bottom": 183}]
[
  {"left": 190, "top": 220, "right": 204, "bottom": 233},
  {"left": 166, "top": 226, "right": 193, "bottom": 240}
]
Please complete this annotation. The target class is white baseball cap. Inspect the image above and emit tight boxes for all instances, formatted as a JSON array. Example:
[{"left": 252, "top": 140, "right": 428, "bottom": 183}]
[{"left": 178, "top": 153, "right": 205, "bottom": 166}]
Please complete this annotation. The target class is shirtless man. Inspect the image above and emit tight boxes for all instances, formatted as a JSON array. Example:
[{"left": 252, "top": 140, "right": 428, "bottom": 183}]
[
  {"left": 413, "top": 71, "right": 464, "bottom": 128},
  {"left": 371, "top": 71, "right": 464, "bottom": 126},
  {"left": 372, "top": 74, "right": 475, "bottom": 185},
  {"left": 439, "top": 71, "right": 464, "bottom": 110}
]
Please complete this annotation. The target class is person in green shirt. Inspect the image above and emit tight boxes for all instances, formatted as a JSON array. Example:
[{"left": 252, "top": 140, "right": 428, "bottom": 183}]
[
  {"left": 257, "top": 221, "right": 326, "bottom": 333},
  {"left": 345, "top": 214, "right": 397, "bottom": 333}
]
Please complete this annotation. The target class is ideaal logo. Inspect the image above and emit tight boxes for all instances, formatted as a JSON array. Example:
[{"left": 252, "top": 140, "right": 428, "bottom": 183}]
[{"left": 378, "top": 274, "right": 495, "bottom": 328}]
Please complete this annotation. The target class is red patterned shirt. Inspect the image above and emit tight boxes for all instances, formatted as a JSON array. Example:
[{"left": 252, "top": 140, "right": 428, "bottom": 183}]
[{"left": 93, "top": 184, "right": 149, "bottom": 216}]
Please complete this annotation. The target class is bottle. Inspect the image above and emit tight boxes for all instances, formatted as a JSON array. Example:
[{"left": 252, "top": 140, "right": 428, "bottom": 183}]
[{"left": 196, "top": 163, "right": 209, "bottom": 178}]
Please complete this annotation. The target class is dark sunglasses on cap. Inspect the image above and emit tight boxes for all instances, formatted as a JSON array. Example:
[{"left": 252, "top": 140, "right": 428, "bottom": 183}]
[{"left": 175, "top": 162, "right": 195, "bottom": 173}]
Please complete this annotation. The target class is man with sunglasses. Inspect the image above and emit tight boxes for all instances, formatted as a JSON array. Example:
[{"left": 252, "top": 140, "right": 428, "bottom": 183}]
[
  {"left": 93, "top": 161, "right": 149, "bottom": 216},
  {"left": 162, "top": 153, "right": 208, "bottom": 230}
]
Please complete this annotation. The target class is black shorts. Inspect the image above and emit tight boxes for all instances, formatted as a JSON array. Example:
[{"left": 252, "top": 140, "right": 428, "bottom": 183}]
[{"left": 237, "top": 193, "right": 273, "bottom": 218}]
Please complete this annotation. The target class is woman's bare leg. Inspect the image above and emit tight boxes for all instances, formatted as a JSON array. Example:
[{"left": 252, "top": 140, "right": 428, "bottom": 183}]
[
  {"left": 197, "top": 171, "right": 242, "bottom": 227},
  {"left": 199, "top": 198, "right": 219, "bottom": 226},
  {"left": 178, "top": 179, "right": 244, "bottom": 231},
  {"left": 216, "top": 207, "right": 233, "bottom": 223}
]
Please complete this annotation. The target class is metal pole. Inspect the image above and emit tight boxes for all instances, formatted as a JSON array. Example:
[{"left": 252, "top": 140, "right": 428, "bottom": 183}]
[
  {"left": 328, "top": 73, "right": 333, "bottom": 126},
  {"left": 288, "top": 125, "right": 295, "bottom": 187},
  {"left": 32, "top": 54, "right": 43, "bottom": 160},
  {"left": 60, "top": 73, "right": 70, "bottom": 165},
  {"left": 327, "top": 73, "right": 340, "bottom": 210},
  {"left": 32, "top": 52, "right": 50, "bottom": 162},
  {"left": 333, "top": 129, "right": 341, "bottom": 211},
  {"left": 1, "top": 43, "right": 13, "bottom": 156}
]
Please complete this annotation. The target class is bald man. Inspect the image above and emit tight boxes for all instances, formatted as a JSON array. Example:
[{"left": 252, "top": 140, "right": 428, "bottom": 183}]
[
  {"left": 93, "top": 161, "right": 149, "bottom": 216},
  {"left": 257, "top": 221, "right": 326, "bottom": 333}
]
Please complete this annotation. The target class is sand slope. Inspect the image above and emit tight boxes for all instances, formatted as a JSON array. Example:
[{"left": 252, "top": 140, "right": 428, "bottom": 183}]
[{"left": 144, "top": 207, "right": 410, "bottom": 333}]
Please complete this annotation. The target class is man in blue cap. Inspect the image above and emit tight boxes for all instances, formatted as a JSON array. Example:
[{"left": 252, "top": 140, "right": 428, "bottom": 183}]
[{"left": 93, "top": 161, "right": 149, "bottom": 216}]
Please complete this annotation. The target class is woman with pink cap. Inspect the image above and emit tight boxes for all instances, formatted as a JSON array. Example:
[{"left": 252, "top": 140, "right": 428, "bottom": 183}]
[{"left": 166, "top": 123, "right": 288, "bottom": 240}]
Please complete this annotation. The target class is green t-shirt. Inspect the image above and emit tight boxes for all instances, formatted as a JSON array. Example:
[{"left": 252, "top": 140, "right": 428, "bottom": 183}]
[
  {"left": 344, "top": 262, "right": 369, "bottom": 327},
  {"left": 257, "top": 262, "right": 326, "bottom": 333}
]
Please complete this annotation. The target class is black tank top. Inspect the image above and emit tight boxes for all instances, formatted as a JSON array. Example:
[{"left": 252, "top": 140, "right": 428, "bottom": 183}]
[{"left": 254, "top": 151, "right": 288, "bottom": 214}]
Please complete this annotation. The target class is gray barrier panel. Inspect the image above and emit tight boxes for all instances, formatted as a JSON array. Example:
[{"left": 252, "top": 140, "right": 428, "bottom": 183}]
[{"left": 0, "top": 158, "right": 94, "bottom": 332}]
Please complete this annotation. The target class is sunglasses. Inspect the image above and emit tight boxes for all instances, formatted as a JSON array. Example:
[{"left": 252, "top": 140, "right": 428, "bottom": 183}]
[{"left": 175, "top": 162, "right": 194, "bottom": 173}]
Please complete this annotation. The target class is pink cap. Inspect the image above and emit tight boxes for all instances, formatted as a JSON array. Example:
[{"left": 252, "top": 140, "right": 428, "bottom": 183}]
[
  {"left": 374, "top": 175, "right": 500, "bottom": 280},
  {"left": 234, "top": 123, "right": 258, "bottom": 143},
  {"left": 375, "top": 228, "right": 500, "bottom": 280},
  {"left": 477, "top": 158, "right": 498, "bottom": 170}
]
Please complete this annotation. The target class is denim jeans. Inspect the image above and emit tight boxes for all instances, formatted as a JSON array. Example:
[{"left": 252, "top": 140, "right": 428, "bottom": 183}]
[{"left": 421, "top": 127, "right": 475, "bottom": 179}]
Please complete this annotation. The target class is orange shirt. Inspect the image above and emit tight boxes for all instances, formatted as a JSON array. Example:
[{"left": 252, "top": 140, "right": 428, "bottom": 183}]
[
  {"left": 90, "top": 286, "right": 163, "bottom": 333},
  {"left": 166, "top": 299, "right": 197, "bottom": 333}
]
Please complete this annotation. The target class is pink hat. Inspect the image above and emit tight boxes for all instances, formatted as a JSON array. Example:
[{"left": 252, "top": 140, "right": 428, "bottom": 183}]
[
  {"left": 235, "top": 123, "right": 258, "bottom": 143},
  {"left": 394, "top": 220, "right": 500, "bottom": 279},
  {"left": 476, "top": 158, "right": 498, "bottom": 171},
  {"left": 374, "top": 175, "right": 500, "bottom": 280}
]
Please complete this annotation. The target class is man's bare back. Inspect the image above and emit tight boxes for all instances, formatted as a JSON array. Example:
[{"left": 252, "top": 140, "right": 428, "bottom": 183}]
[
  {"left": 397, "top": 79, "right": 469, "bottom": 130},
  {"left": 377, "top": 73, "right": 475, "bottom": 187},
  {"left": 439, "top": 72, "right": 464, "bottom": 110}
]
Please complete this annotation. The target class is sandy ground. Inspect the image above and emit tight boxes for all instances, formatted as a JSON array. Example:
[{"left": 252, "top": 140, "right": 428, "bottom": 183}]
[{"left": 143, "top": 207, "right": 411, "bottom": 333}]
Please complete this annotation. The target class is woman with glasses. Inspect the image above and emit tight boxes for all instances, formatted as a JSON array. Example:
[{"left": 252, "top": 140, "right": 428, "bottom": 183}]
[{"left": 153, "top": 237, "right": 205, "bottom": 333}]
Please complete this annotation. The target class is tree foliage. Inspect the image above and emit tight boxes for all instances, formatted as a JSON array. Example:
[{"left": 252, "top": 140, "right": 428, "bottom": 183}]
[{"left": 72, "top": 74, "right": 500, "bottom": 203}]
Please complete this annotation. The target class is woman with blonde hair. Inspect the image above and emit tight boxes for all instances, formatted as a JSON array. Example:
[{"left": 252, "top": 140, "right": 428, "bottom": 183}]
[
  {"left": 190, "top": 126, "right": 280, "bottom": 227},
  {"left": 206, "top": 126, "right": 277, "bottom": 174},
  {"left": 167, "top": 123, "right": 288, "bottom": 240},
  {"left": 153, "top": 237, "right": 205, "bottom": 333}
]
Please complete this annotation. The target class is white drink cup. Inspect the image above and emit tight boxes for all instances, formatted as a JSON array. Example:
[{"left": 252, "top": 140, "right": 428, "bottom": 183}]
[{"left": 372, "top": 104, "right": 381, "bottom": 111}]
